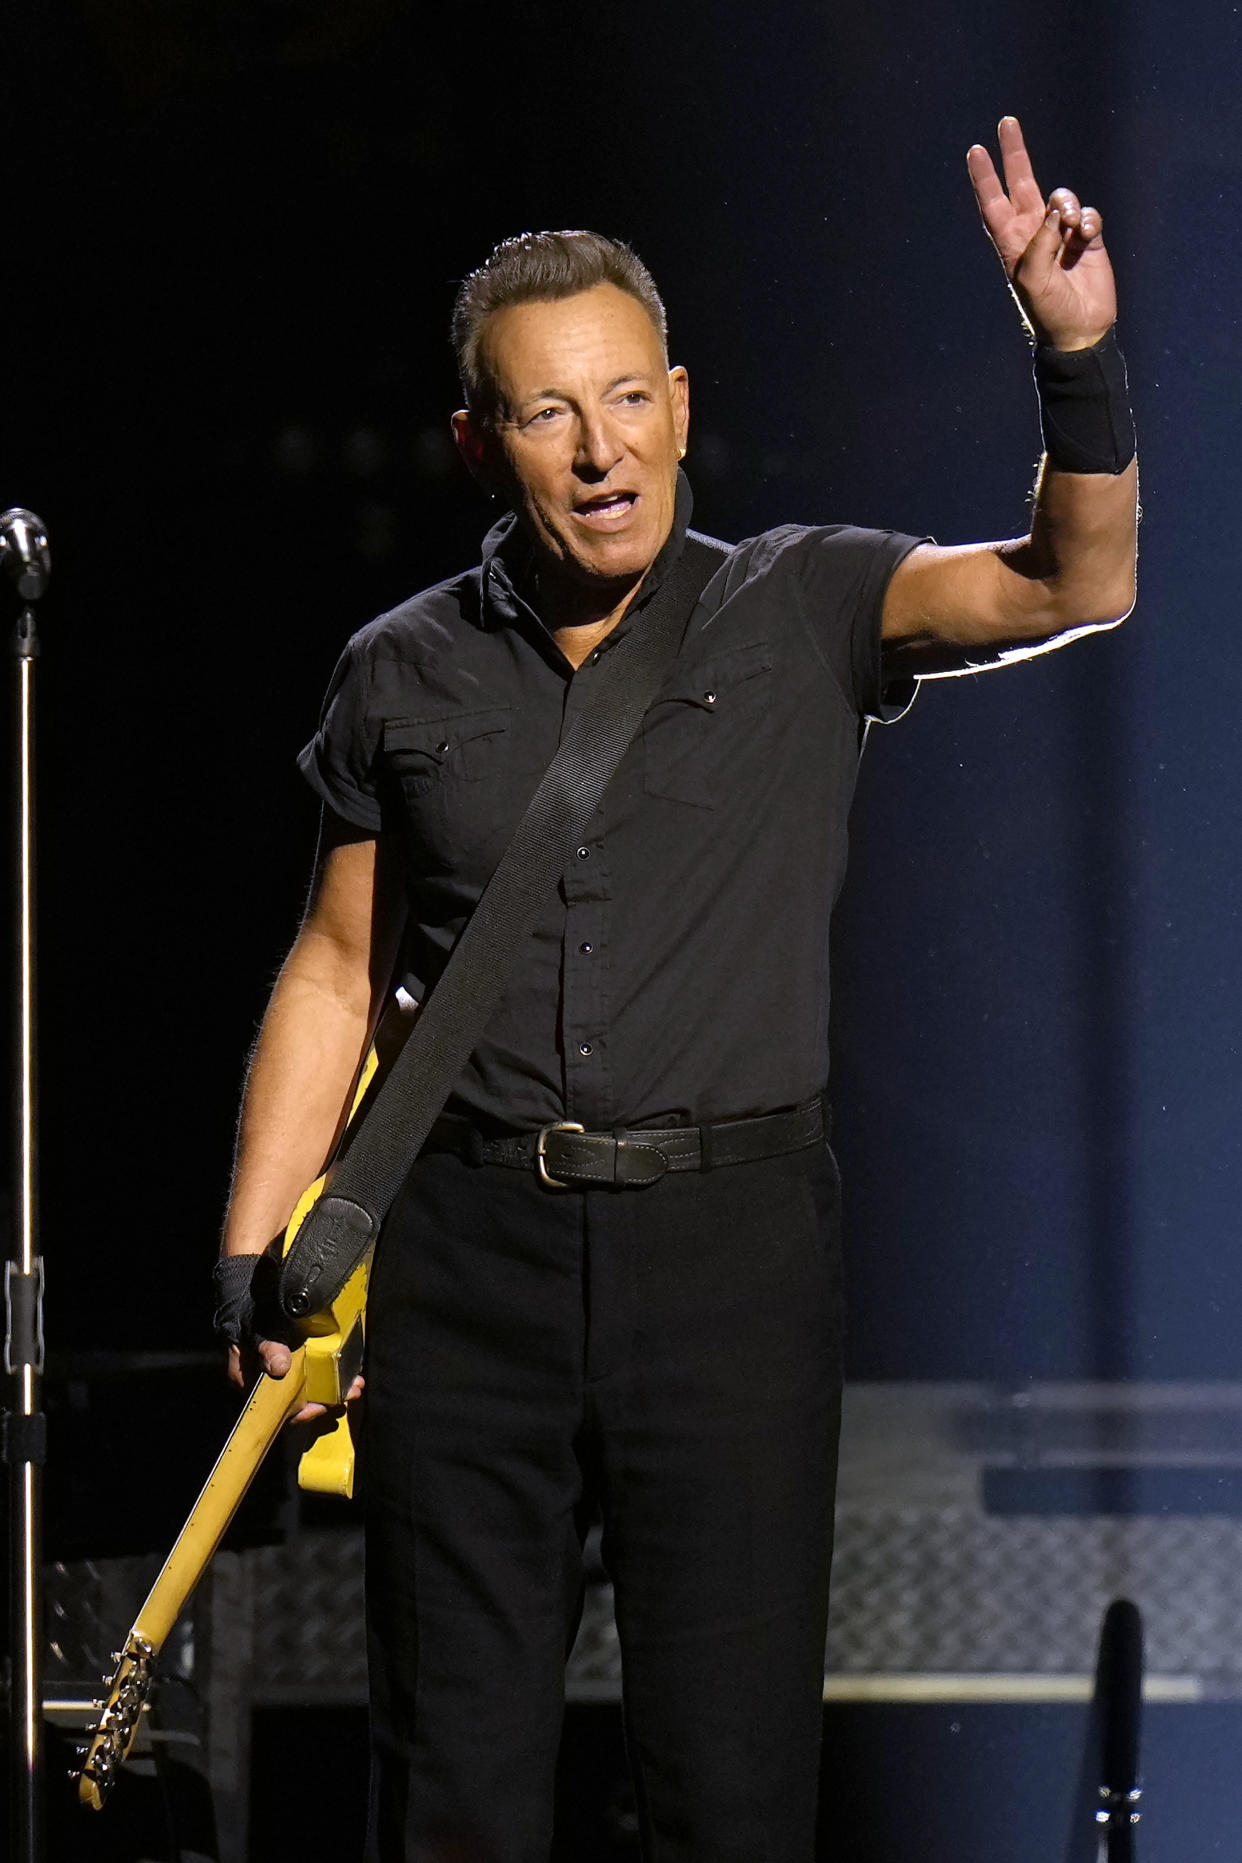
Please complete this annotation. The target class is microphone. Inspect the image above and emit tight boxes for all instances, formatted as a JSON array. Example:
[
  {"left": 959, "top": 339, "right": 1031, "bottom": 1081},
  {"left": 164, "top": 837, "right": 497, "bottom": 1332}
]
[{"left": 0, "top": 508, "right": 51, "bottom": 601}]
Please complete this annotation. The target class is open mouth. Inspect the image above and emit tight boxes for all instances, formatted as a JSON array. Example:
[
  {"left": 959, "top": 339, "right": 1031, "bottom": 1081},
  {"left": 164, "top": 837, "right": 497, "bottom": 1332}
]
[{"left": 573, "top": 492, "right": 637, "bottom": 528}]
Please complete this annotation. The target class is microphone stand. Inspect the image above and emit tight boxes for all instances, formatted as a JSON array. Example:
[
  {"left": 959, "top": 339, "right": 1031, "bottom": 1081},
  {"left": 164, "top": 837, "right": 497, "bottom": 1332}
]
[
  {"left": 1094, "top": 1598, "right": 1143, "bottom": 1862},
  {"left": 4, "top": 516, "right": 50, "bottom": 1863}
]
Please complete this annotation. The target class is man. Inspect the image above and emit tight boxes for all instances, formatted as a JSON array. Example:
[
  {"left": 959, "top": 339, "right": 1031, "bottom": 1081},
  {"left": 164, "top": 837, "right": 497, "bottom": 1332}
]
[{"left": 215, "top": 118, "right": 1137, "bottom": 1860}]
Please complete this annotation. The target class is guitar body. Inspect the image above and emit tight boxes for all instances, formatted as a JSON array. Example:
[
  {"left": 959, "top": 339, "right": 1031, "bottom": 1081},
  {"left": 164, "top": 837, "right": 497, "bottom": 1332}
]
[
  {"left": 286, "top": 1164, "right": 369, "bottom": 1500},
  {"left": 77, "top": 1047, "right": 381, "bottom": 1808}
]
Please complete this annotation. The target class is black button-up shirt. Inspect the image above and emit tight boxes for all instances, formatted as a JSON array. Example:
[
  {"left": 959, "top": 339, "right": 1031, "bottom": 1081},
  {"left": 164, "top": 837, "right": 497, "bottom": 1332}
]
[{"left": 299, "top": 477, "right": 922, "bottom": 1131}]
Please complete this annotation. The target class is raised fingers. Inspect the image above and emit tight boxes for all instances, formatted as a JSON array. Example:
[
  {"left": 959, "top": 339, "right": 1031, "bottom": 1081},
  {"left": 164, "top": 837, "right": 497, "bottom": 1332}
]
[
  {"left": 997, "top": 116, "right": 1044, "bottom": 215},
  {"left": 967, "top": 142, "right": 1023, "bottom": 263},
  {"left": 967, "top": 141, "right": 1005, "bottom": 214}
]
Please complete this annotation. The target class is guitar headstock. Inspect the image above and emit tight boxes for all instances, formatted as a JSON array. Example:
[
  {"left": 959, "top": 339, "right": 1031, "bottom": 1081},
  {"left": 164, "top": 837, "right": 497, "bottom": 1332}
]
[{"left": 76, "top": 1633, "right": 155, "bottom": 1810}]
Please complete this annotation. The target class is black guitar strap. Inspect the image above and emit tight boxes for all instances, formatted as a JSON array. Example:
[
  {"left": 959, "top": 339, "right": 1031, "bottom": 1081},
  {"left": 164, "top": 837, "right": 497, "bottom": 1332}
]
[{"left": 278, "top": 527, "right": 730, "bottom": 1321}]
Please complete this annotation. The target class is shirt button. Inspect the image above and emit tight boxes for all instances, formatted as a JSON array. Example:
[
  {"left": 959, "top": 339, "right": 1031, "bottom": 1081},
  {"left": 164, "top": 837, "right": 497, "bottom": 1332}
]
[
  {"left": 436, "top": 740, "right": 450, "bottom": 754},
  {"left": 579, "top": 942, "right": 593, "bottom": 954},
  {"left": 579, "top": 1042, "right": 594, "bottom": 1056},
  {"left": 703, "top": 690, "right": 717, "bottom": 705},
  {"left": 576, "top": 846, "right": 590, "bottom": 860}
]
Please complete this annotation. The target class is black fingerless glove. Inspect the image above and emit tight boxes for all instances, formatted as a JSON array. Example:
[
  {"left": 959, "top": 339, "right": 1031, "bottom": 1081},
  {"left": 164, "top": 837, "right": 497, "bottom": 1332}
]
[
  {"left": 212, "top": 1246, "right": 297, "bottom": 1349},
  {"left": 1033, "top": 330, "right": 1136, "bottom": 475}
]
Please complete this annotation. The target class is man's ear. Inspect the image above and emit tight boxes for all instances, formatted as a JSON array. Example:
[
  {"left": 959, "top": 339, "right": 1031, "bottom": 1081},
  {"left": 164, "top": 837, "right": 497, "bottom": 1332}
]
[
  {"left": 452, "top": 409, "right": 501, "bottom": 492},
  {"left": 668, "top": 365, "right": 690, "bottom": 458}
]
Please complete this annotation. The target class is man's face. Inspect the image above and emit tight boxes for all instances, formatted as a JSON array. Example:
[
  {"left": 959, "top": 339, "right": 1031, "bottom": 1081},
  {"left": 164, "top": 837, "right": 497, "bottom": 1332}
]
[{"left": 456, "top": 283, "right": 690, "bottom": 599}]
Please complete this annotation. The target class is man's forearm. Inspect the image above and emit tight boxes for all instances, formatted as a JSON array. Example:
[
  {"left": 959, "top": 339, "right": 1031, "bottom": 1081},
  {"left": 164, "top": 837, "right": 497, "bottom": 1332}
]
[
  {"left": 957, "top": 119, "right": 1137, "bottom": 640},
  {"left": 1000, "top": 451, "right": 1138, "bottom": 632},
  {"left": 220, "top": 943, "right": 374, "bottom": 1259}
]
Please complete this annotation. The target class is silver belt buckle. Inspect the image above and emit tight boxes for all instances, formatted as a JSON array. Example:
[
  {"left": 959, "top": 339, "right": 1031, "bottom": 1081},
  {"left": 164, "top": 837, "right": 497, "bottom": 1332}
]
[{"left": 536, "top": 1120, "right": 585, "bottom": 1190}]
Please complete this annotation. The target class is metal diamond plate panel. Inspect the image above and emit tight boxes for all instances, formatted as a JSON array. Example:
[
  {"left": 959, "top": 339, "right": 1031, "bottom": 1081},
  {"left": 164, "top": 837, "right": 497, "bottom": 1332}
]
[
  {"left": 44, "top": 1384, "right": 1242, "bottom": 1707},
  {"left": 825, "top": 1507, "right": 1242, "bottom": 1681},
  {"left": 224, "top": 1509, "right": 1242, "bottom": 1701},
  {"left": 250, "top": 1530, "right": 368, "bottom": 1698}
]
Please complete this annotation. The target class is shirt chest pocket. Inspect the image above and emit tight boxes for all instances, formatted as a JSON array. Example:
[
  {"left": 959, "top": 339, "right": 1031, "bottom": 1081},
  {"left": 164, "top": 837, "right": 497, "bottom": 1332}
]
[
  {"left": 642, "top": 642, "right": 775, "bottom": 810},
  {"left": 382, "top": 707, "right": 526, "bottom": 880},
  {"left": 383, "top": 708, "right": 513, "bottom": 796}
]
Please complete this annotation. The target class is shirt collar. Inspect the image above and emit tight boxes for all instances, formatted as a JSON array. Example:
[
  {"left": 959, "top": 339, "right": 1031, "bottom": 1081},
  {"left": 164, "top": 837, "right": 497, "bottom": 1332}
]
[{"left": 481, "top": 470, "right": 694, "bottom": 637}]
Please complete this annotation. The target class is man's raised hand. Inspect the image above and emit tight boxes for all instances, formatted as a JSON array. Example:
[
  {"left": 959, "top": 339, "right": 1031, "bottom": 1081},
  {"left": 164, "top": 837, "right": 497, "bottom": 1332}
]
[{"left": 968, "top": 115, "right": 1117, "bottom": 352}]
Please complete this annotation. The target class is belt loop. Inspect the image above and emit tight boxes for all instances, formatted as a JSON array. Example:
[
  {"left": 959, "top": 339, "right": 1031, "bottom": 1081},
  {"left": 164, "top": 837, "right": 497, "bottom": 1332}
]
[
  {"left": 698, "top": 1118, "right": 715, "bottom": 1173},
  {"left": 465, "top": 1127, "right": 488, "bottom": 1167}
]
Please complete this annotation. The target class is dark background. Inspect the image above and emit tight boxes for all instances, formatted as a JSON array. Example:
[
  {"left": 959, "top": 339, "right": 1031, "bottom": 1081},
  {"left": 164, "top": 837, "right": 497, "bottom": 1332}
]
[
  {"left": 3, "top": 0, "right": 1240, "bottom": 1853},
  {"left": 7, "top": 0, "right": 1238, "bottom": 1380}
]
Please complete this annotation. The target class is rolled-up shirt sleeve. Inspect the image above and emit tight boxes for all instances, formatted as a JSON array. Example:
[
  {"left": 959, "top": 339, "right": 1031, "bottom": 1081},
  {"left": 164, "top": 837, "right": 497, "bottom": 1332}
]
[{"left": 296, "top": 634, "right": 384, "bottom": 832}]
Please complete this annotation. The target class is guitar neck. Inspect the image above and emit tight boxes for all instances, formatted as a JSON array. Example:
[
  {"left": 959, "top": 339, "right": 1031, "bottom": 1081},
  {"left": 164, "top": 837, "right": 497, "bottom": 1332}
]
[
  {"left": 79, "top": 1047, "right": 384, "bottom": 1811},
  {"left": 132, "top": 1351, "right": 308, "bottom": 1651}
]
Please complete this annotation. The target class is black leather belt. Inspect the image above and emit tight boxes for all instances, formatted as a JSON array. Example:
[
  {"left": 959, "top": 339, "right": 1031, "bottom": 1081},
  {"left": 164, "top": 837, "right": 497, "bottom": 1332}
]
[{"left": 422, "top": 1098, "right": 827, "bottom": 1190}]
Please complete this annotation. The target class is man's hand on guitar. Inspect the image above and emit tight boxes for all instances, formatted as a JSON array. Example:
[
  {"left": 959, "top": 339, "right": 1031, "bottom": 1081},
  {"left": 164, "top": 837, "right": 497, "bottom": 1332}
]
[
  {"left": 214, "top": 1247, "right": 364, "bottom": 1424},
  {"left": 227, "top": 1335, "right": 365, "bottom": 1424}
]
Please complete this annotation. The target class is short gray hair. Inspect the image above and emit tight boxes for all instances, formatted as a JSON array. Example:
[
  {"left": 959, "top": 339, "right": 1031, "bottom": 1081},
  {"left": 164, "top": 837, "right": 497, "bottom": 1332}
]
[{"left": 451, "top": 229, "right": 668, "bottom": 422}]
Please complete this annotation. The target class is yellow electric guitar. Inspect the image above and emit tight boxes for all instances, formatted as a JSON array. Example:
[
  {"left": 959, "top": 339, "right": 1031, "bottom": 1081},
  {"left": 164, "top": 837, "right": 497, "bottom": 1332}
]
[{"left": 76, "top": 1046, "right": 382, "bottom": 1811}]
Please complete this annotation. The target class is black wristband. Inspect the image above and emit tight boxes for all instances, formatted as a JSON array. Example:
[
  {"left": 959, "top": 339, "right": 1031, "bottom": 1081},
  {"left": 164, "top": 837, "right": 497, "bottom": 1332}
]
[
  {"left": 212, "top": 1246, "right": 296, "bottom": 1349},
  {"left": 1033, "top": 330, "right": 1136, "bottom": 475}
]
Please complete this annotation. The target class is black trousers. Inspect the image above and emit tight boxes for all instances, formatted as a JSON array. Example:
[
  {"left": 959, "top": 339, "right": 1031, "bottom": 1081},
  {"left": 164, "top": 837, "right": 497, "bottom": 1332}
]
[{"left": 362, "top": 1137, "right": 844, "bottom": 1863}]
